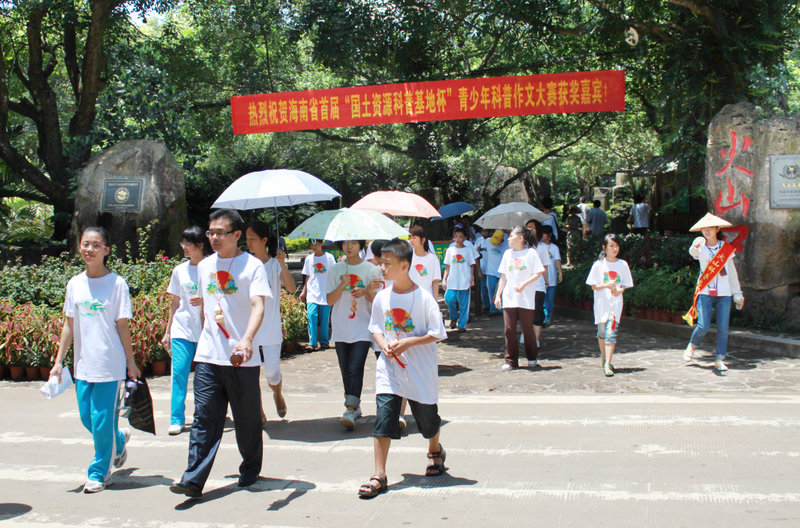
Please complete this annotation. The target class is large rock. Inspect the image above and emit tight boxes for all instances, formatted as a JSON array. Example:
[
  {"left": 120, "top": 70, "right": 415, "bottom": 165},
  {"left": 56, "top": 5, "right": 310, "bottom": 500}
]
[
  {"left": 706, "top": 102, "right": 800, "bottom": 322},
  {"left": 71, "top": 140, "right": 188, "bottom": 259}
]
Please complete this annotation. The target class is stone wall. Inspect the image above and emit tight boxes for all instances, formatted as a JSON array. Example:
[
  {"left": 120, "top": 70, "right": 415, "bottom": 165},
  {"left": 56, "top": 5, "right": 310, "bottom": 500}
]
[
  {"left": 71, "top": 140, "right": 188, "bottom": 259},
  {"left": 706, "top": 102, "right": 800, "bottom": 327}
]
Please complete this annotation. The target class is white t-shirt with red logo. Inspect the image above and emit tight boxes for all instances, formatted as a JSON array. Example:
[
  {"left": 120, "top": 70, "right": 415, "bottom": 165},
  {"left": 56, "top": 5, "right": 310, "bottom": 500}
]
[
  {"left": 585, "top": 258, "right": 634, "bottom": 324},
  {"left": 369, "top": 285, "right": 447, "bottom": 404},
  {"left": 444, "top": 246, "right": 475, "bottom": 290},
  {"left": 410, "top": 251, "right": 442, "bottom": 297},
  {"left": 302, "top": 252, "right": 337, "bottom": 305},
  {"left": 195, "top": 252, "right": 271, "bottom": 367},
  {"left": 498, "top": 248, "right": 545, "bottom": 310},
  {"left": 326, "top": 260, "right": 382, "bottom": 344}
]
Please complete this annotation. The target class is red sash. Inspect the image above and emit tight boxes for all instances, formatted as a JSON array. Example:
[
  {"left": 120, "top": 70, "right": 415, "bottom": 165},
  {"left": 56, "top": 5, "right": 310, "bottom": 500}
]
[{"left": 682, "top": 243, "right": 735, "bottom": 326}]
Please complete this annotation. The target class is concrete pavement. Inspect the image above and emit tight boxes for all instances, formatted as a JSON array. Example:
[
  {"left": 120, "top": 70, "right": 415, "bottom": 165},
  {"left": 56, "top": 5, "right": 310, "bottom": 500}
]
[{"left": 2, "top": 312, "right": 800, "bottom": 527}]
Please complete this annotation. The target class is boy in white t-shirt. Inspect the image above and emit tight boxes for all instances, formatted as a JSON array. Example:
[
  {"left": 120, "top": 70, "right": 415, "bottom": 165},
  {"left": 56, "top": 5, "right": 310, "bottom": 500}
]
[
  {"left": 359, "top": 239, "right": 448, "bottom": 498},
  {"left": 300, "top": 239, "right": 337, "bottom": 351},
  {"left": 171, "top": 209, "right": 270, "bottom": 498},
  {"left": 442, "top": 227, "right": 476, "bottom": 332},
  {"left": 540, "top": 225, "right": 562, "bottom": 326}
]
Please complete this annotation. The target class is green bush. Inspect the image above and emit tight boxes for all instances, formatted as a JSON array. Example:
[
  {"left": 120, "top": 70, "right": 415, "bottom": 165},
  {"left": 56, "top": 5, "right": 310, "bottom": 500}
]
[
  {"left": 285, "top": 238, "right": 310, "bottom": 254},
  {"left": 280, "top": 291, "right": 308, "bottom": 345}
]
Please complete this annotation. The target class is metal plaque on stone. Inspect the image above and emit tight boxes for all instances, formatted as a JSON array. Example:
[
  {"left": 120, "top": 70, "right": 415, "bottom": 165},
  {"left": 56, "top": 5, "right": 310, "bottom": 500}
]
[
  {"left": 770, "top": 155, "right": 800, "bottom": 209},
  {"left": 101, "top": 179, "right": 144, "bottom": 213}
]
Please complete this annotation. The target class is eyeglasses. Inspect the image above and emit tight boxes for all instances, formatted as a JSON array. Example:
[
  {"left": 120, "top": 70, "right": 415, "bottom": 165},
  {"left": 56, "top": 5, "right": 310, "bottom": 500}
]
[
  {"left": 80, "top": 242, "right": 107, "bottom": 250},
  {"left": 180, "top": 242, "right": 196, "bottom": 248},
  {"left": 206, "top": 230, "right": 234, "bottom": 239}
]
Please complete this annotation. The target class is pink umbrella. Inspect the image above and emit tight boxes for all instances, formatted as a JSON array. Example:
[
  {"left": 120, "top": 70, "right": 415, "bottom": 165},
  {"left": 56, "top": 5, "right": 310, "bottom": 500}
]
[{"left": 351, "top": 191, "right": 441, "bottom": 218}]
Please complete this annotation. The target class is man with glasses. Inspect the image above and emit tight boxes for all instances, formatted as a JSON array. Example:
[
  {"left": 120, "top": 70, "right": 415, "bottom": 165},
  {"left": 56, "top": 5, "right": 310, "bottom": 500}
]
[{"left": 170, "top": 209, "right": 271, "bottom": 498}]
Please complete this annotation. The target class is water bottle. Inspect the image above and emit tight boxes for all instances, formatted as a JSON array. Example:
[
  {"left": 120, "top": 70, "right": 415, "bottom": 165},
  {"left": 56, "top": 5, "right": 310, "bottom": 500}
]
[{"left": 118, "top": 380, "right": 138, "bottom": 417}]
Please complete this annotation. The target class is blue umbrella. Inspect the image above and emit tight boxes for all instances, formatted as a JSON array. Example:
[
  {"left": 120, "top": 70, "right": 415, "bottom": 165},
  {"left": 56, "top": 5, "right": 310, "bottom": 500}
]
[{"left": 433, "top": 201, "right": 476, "bottom": 220}]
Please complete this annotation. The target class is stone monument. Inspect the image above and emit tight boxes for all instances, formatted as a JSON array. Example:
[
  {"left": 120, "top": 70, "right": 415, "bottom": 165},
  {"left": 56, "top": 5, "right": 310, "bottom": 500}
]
[
  {"left": 71, "top": 140, "right": 188, "bottom": 259},
  {"left": 706, "top": 102, "right": 800, "bottom": 328}
]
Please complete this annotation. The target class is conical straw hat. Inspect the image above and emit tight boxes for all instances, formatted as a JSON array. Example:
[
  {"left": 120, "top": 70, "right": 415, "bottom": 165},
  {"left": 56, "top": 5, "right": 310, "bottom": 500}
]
[{"left": 689, "top": 213, "right": 733, "bottom": 232}]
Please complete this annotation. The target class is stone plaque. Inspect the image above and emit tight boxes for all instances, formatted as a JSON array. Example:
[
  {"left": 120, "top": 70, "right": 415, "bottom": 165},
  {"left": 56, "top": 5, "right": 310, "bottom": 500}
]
[
  {"left": 101, "top": 179, "right": 144, "bottom": 212},
  {"left": 770, "top": 154, "right": 800, "bottom": 209}
]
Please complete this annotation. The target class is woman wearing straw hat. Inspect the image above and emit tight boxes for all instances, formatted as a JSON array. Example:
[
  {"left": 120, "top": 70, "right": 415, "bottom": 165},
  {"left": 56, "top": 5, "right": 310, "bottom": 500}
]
[{"left": 683, "top": 213, "right": 745, "bottom": 371}]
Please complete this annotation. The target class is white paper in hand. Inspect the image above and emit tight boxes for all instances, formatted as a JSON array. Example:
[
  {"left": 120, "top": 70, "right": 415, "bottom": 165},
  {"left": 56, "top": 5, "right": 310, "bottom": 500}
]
[{"left": 40, "top": 368, "right": 73, "bottom": 399}]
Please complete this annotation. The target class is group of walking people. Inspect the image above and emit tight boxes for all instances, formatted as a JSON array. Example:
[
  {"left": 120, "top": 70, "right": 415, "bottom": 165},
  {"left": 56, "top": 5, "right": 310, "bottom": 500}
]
[{"left": 48, "top": 201, "right": 742, "bottom": 498}]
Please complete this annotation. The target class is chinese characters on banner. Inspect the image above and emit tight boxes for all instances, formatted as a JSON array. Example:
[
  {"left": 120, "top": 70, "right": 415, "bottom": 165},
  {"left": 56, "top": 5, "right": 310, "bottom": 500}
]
[{"left": 231, "top": 70, "right": 625, "bottom": 135}]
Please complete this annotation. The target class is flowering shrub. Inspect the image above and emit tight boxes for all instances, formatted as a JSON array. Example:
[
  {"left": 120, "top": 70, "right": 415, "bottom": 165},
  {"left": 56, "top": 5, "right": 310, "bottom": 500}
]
[
  {"left": 0, "top": 301, "right": 61, "bottom": 367},
  {"left": 129, "top": 292, "right": 171, "bottom": 366}
]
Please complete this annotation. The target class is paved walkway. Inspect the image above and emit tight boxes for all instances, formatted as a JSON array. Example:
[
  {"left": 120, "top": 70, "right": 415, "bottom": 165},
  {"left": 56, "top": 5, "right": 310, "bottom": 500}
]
[{"left": 2, "top": 311, "right": 800, "bottom": 527}]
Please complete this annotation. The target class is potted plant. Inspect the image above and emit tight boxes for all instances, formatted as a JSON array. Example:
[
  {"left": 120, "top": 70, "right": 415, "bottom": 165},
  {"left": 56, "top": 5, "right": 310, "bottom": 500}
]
[
  {"left": 129, "top": 292, "right": 171, "bottom": 375},
  {"left": 280, "top": 292, "right": 308, "bottom": 355},
  {"left": 150, "top": 345, "right": 170, "bottom": 376}
]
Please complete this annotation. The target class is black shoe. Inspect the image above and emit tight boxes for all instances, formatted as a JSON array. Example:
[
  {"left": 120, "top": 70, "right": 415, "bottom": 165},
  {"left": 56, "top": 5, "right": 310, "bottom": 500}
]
[
  {"left": 238, "top": 475, "right": 260, "bottom": 487},
  {"left": 170, "top": 480, "right": 202, "bottom": 498}
]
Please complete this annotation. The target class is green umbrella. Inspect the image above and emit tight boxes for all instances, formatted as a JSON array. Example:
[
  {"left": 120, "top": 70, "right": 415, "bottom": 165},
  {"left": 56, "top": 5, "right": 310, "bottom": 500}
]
[{"left": 287, "top": 208, "right": 408, "bottom": 241}]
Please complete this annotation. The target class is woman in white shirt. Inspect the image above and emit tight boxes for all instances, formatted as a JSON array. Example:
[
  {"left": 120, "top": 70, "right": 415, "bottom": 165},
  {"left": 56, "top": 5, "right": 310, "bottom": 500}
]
[
  {"left": 161, "top": 226, "right": 210, "bottom": 435},
  {"left": 245, "top": 221, "right": 297, "bottom": 423},
  {"left": 50, "top": 226, "right": 139, "bottom": 493}
]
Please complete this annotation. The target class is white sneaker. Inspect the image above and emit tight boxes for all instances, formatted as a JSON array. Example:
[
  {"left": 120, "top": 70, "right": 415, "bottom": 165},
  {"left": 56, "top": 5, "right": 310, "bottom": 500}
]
[
  {"left": 501, "top": 363, "right": 514, "bottom": 372},
  {"left": 398, "top": 415, "right": 407, "bottom": 430},
  {"left": 168, "top": 424, "right": 183, "bottom": 436},
  {"left": 715, "top": 359, "right": 728, "bottom": 371},
  {"left": 528, "top": 359, "right": 538, "bottom": 368},
  {"left": 114, "top": 428, "right": 131, "bottom": 468},
  {"left": 519, "top": 334, "right": 524, "bottom": 344},
  {"left": 83, "top": 474, "right": 111, "bottom": 494},
  {"left": 537, "top": 341, "right": 541, "bottom": 348},
  {"left": 340, "top": 407, "right": 361, "bottom": 429},
  {"left": 683, "top": 344, "right": 695, "bottom": 362}
]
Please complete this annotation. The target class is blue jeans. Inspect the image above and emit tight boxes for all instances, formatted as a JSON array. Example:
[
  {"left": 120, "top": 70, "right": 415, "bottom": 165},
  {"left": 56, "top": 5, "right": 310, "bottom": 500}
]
[
  {"left": 486, "top": 275, "right": 502, "bottom": 314},
  {"left": 544, "top": 286, "right": 557, "bottom": 323},
  {"left": 307, "top": 302, "right": 331, "bottom": 346},
  {"left": 334, "top": 341, "right": 371, "bottom": 409},
  {"left": 690, "top": 295, "right": 731, "bottom": 359},
  {"left": 445, "top": 288, "right": 471, "bottom": 328},
  {"left": 170, "top": 338, "right": 197, "bottom": 426},
  {"left": 75, "top": 380, "right": 125, "bottom": 482}
]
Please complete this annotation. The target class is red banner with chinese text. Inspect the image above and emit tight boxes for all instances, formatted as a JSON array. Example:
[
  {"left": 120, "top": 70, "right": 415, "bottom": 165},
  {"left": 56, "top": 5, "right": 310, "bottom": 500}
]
[{"left": 231, "top": 70, "right": 625, "bottom": 135}]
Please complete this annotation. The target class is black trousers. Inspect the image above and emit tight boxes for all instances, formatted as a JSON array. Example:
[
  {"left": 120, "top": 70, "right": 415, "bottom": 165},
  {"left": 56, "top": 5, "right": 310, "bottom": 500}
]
[{"left": 181, "top": 362, "right": 262, "bottom": 490}]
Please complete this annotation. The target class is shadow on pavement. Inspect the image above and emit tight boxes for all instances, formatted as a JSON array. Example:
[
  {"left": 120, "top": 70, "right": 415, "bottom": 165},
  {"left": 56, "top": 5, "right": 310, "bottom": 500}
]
[
  {"left": 174, "top": 476, "right": 315, "bottom": 510},
  {"left": 109, "top": 468, "right": 174, "bottom": 490},
  {"left": 0, "top": 503, "right": 32, "bottom": 521},
  {"left": 394, "top": 472, "right": 477, "bottom": 490},
  {"left": 264, "top": 417, "right": 450, "bottom": 443},
  {"left": 438, "top": 364, "right": 472, "bottom": 377},
  {"left": 610, "top": 367, "right": 647, "bottom": 374}
]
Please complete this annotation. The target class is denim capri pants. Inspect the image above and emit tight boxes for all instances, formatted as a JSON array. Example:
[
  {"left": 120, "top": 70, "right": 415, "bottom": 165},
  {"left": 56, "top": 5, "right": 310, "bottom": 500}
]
[{"left": 373, "top": 394, "right": 441, "bottom": 440}]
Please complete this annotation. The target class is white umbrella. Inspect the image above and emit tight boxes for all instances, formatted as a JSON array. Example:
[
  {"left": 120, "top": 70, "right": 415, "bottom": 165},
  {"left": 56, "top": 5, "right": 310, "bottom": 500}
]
[
  {"left": 287, "top": 208, "right": 408, "bottom": 241},
  {"left": 474, "top": 202, "right": 549, "bottom": 229},
  {"left": 212, "top": 169, "right": 340, "bottom": 209},
  {"left": 211, "top": 169, "right": 341, "bottom": 238}
]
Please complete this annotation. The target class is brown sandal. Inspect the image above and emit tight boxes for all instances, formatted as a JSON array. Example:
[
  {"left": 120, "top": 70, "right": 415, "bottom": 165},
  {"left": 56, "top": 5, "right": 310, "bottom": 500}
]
[
  {"left": 426, "top": 445, "right": 447, "bottom": 476},
  {"left": 358, "top": 475, "right": 388, "bottom": 498}
]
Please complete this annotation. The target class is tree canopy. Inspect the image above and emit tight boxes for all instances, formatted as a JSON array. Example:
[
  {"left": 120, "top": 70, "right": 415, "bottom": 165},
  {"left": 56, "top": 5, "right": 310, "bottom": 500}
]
[{"left": 1, "top": 0, "right": 797, "bottom": 239}]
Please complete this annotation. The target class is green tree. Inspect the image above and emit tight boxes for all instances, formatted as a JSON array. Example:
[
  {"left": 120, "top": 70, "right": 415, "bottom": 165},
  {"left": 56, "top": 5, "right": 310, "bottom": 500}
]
[{"left": 0, "top": 0, "right": 175, "bottom": 240}]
